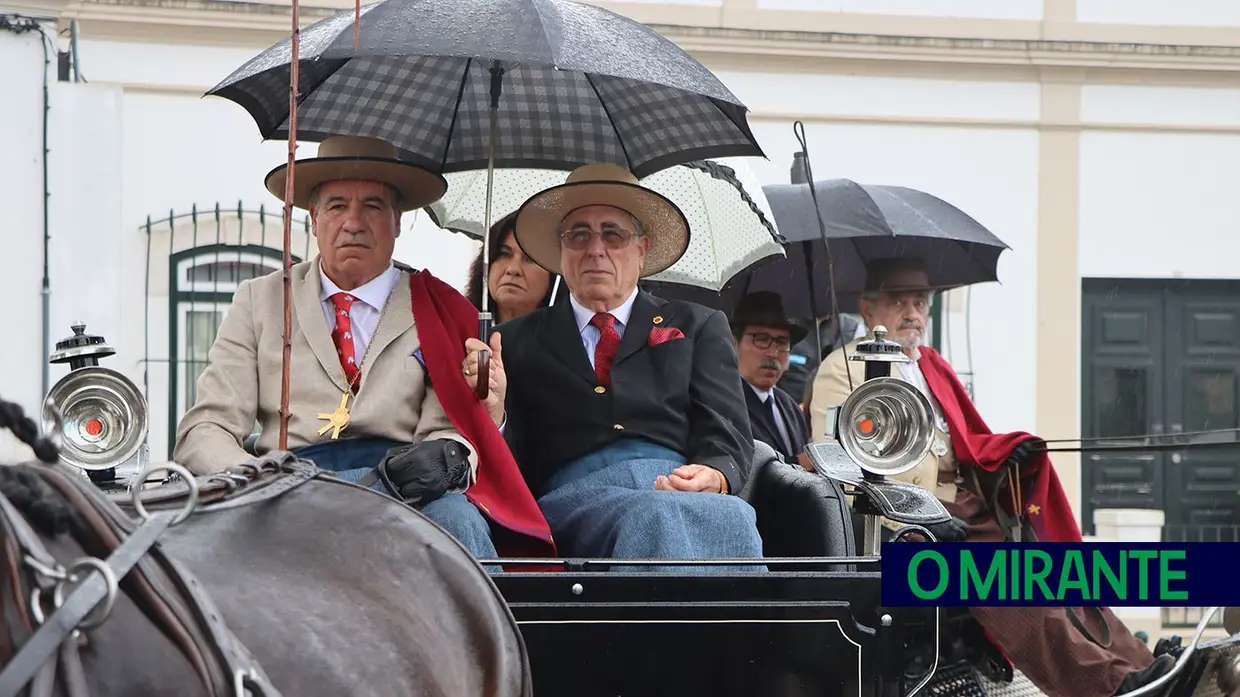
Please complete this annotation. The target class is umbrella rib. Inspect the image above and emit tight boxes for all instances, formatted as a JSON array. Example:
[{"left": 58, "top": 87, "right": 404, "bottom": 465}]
[
  {"left": 527, "top": 0, "right": 558, "bottom": 66},
  {"left": 583, "top": 74, "right": 634, "bottom": 171},
  {"left": 438, "top": 57, "right": 475, "bottom": 173},
  {"left": 872, "top": 188, "right": 990, "bottom": 280}
]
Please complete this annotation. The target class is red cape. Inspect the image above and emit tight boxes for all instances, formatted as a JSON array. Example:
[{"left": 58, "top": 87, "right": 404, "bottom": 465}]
[
  {"left": 407, "top": 271, "right": 558, "bottom": 561},
  {"left": 917, "top": 347, "right": 1082, "bottom": 543}
]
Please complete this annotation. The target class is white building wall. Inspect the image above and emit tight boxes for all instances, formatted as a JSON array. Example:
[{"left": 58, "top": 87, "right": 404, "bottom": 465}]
[
  {"left": 1078, "top": 0, "right": 1240, "bottom": 27},
  {"left": 1079, "top": 85, "right": 1240, "bottom": 279},
  {"left": 752, "top": 0, "right": 1043, "bottom": 21}
]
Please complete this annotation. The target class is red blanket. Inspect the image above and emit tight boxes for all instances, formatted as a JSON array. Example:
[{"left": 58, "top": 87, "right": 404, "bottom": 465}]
[
  {"left": 917, "top": 347, "right": 1082, "bottom": 543},
  {"left": 408, "top": 270, "right": 557, "bottom": 560}
]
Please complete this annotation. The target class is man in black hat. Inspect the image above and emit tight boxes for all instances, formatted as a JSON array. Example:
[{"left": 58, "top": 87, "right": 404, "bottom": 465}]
[{"left": 730, "top": 292, "right": 811, "bottom": 465}]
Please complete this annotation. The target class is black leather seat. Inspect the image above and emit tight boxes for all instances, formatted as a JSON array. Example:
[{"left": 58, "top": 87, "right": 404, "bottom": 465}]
[{"left": 739, "top": 440, "right": 856, "bottom": 567}]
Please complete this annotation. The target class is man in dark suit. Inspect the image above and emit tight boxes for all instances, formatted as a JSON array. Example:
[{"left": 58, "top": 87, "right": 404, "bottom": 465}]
[
  {"left": 460, "top": 163, "right": 764, "bottom": 572},
  {"left": 729, "top": 292, "right": 811, "bottom": 466}
]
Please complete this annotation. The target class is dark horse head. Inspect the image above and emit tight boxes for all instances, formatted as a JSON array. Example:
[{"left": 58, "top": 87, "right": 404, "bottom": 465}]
[{"left": 0, "top": 397, "right": 532, "bottom": 697}]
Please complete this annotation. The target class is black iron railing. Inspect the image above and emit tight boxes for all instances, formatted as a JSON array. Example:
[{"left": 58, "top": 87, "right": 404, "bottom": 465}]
[{"left": 1160, "top": 524, "right": 1238, "bottom": 628}]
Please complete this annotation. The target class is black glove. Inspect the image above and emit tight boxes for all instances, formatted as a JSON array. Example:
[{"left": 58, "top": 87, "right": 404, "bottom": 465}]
[
  {"left": 1009, "top": 438, "right": 1045, "bottom": 467},
  {"left": 922, "top": 516, "right": 970, "bottom": 542},
  {"left": 376, "top": 439, "right": 472, "bottom": 508}
]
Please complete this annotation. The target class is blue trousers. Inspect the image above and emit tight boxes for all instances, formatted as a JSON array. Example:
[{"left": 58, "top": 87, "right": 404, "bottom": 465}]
[
  {"left": 539, "top": 440, "right": 767, "bottom": 574},
  {"left": 292, "top": 437, "right": 499, "bottom": 564}
]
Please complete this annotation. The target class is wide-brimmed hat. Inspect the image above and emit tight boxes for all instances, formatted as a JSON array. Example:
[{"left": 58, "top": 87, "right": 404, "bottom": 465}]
[
  {"left": 264, "top": 135, "right": 447, "bottom": 212},
  {"left": 511, "top": 163, "right": 690, "bottom": 277},
  {"left": 729, "top": 291, "right": 809, "bottom": 346},
  {"left": 863, "top": 257, "right": 958, "bottom": 294}
]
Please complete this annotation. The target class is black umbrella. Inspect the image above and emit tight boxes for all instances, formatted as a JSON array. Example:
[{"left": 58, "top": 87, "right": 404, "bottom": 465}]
[
  {"left": 645, "top": 178, "right": 1008, "bottom": 319},
  {"left": 206, "top": 0, "right": 762, "bottom": 178},
  {"left": 208, "top": 0, "right": 765, "bottom": 401}
]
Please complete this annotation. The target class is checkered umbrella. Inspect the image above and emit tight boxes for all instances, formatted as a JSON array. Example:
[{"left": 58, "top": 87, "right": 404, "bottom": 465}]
[
  {"left": 208, "top": 0, "right": 764, "bottom": 402},
  {"left": 205, "top": 0, "right": 763, "bottom": 179},
  {"left": 426, "top": 159, "right": 786, "bottom": 293}
]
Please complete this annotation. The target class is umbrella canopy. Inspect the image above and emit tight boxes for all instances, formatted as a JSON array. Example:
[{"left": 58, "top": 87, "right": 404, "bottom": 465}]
[
  {"left": 427, "top": 159, "right": 785, "bottom": 293},
  {"left": 645, "top": 178, "right": 1008, "bottom": 319},
  {"left": 205, "top": 0, "right": 764, "bottom": 177}
]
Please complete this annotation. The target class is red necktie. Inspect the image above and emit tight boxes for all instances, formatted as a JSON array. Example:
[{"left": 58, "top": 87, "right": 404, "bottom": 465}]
[
  {"left": 590, "top": 312, "right": 621, "bottom": 387},
  {"left": 330, "top": 292, "right": 361, "bottom": 392}
]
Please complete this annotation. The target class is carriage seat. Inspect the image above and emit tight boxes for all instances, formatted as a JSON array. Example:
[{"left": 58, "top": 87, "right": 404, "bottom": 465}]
[{"left": 739, "top": 439, "right": 856, "bottom": 565}]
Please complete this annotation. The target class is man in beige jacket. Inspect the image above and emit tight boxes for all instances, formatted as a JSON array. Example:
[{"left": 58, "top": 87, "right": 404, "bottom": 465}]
[{"left": 171, "top": 135, "right": 554, "bottom": 561}]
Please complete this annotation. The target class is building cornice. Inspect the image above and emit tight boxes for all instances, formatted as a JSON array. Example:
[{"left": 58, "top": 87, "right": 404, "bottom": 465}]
[{"left": 27, "top": 0, "right": 1240, "bottom": 83}]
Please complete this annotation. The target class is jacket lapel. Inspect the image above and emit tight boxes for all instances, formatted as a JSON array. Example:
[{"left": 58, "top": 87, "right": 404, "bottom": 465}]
[
  {"left": 293, "top": 263, "right": 351, "bottom": 394},
  {"left": 613, "top": 291, "right": 660, "bottom": 365},
  {"left": 744, "top": 386, "right": 779, "bottom": 445},
  {"left": 539, "top": 300, "right": 598, "bottom": 386},
  {"left": 363, "top": 270, "right": 414, "bottom": 369}
]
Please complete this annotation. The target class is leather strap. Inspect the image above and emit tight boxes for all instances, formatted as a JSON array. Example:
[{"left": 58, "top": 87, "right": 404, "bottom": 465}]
[
  {"left": 1067, "top": 607, "right": 1113, "bottom": 649},
  {"left": 0, "top": 505, "right": 175, "bottom": 696}
]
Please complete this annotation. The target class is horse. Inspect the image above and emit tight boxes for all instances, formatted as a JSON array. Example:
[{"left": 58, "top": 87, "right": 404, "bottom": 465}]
[{"left": 0, "top": 397, "right": 532, "bottom": 697}]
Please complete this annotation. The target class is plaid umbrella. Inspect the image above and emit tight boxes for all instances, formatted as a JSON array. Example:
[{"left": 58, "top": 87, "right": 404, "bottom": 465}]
[
  {"left": 205, "top": 0, "right": 763, "bottom": 178},
  {"left": 426, "top": 159, "right": 785, "bottom": 293},
  {"left": 208, "top": 0, "right": 765, "bottom": 399}
]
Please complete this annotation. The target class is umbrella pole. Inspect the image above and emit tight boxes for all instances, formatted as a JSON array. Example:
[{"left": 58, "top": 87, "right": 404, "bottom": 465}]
[
  {"left": 472, "top": 61, "right": 505, "bottom": 401},
  {"left": 277, "top": 0, "right": 301, "bottom": 450}
]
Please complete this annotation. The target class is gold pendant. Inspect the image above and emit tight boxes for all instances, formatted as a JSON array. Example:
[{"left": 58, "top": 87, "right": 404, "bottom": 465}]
[{"left": 317, "top": 392, "right": 351, "bottom": 440}]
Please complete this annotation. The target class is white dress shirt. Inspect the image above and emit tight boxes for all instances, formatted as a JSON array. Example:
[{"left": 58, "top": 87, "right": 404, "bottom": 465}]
[
  {"left": 748, "top": 382, "right": 793, "bottom": 453},
  {"left": 318, "top": 260, "right": 401, "bottom": 362},
  {"left": 569, "top": 287, "right": 639, "bottom": 368}
]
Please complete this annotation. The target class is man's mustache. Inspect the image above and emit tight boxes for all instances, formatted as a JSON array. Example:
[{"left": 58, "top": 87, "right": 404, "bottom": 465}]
[
  {"left": 758, "top": 359, "right": 783, "bottom": 370},
  {"left": 899, "top": 320, "right": 922, "bottom": 331}
]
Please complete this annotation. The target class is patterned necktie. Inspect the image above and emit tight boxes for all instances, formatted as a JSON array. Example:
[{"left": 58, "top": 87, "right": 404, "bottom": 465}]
[
  {"left": 589, "top": 312, "right": 621, "bottom": 387},
  {"left": 330, "top": 292, "right": 361, "bottom": 392}
]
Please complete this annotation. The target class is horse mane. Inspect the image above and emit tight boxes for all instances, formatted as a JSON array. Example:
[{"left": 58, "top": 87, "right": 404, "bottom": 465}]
[{"left": 0, "top": 396, "right": 73, "bottom": 536}]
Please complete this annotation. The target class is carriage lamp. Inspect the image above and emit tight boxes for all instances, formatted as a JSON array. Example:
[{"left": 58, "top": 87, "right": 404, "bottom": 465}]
[
  {"left": 42, "top": 322, "right": 149, "bottom": 491},
  {"left": 848, "top": 324, "right": 908, "bottom": 381},
  {"left": 835, "top": 377, "right": 934, "bottom": 479}
]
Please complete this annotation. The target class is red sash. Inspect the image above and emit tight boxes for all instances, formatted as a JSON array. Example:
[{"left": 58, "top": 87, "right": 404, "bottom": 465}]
[
  {"left": 407, "top": 270, "right": 557, "bottom": 561},
  {"left": 917, "top": 347, "right": 1082, "bottom": 543}
]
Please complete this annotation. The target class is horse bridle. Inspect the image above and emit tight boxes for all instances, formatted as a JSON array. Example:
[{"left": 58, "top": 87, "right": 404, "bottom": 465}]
[{"left": 0, "top": 455, "right": 288, "bottom": 697}]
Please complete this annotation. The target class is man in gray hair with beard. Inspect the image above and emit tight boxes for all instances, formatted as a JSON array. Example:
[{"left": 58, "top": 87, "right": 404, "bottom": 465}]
[
  {"left": 807, "top": 257, "right": 952, "bottom": 497},
  {"left": 729, "top": 292, "right": 811, "bottom": 466}
]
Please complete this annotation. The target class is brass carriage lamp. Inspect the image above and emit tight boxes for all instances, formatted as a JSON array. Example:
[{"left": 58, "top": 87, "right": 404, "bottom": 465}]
[{"left": 41, "top": 321, "right": 150, "bottom": 492}]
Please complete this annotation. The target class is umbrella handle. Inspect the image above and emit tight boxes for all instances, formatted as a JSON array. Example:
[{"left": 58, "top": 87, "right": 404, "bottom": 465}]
[{"left": 473, "top": 348, "right": 491, "bottom": 400}]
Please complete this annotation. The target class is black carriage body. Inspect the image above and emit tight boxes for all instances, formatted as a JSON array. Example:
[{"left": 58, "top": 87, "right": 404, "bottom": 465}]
[{"left": 492, "top": 568, "right": 933, "bottom": 697}]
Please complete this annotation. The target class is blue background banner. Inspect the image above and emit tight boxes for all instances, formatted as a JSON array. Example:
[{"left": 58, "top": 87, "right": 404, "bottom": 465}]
[{"left": 880, "top": 542, "right": 1239, "bottom": 607}]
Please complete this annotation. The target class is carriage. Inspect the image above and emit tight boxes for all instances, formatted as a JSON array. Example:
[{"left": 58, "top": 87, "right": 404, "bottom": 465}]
[{"left": 4, "top": 319, "right": 1236, "bottom": 697}]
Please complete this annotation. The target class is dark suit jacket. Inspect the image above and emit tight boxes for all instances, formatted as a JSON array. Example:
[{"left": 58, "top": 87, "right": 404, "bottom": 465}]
[
  {"left": 496, "top": 290, "right": 754, "bottom": 497},
  {"left": 743, "top": 383, "right": 809, "bottom": 463}
]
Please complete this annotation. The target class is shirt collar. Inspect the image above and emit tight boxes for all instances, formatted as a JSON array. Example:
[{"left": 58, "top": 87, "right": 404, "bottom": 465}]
[
  {"left": 319, "top": 260, "right": 400, "bottom": 311},
  {"left": 570, "top": 286, "right": 639, "bottom": 334},
  {"left": 746, "top": 381, "right": 773, "bottom": 403}
]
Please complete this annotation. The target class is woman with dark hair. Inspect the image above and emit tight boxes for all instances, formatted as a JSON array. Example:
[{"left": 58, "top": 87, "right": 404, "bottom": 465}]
[{"left": 467, "top": 212, "right": 557, "bottom": 322}]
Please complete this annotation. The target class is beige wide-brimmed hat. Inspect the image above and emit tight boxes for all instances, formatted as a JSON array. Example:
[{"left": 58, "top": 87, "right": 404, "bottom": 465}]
[
  {"left": 264, "top": 135, "right": 447, "bottom": 212},
  {"left": 512, "top": 163, "right": 690, "bottom": 277}
]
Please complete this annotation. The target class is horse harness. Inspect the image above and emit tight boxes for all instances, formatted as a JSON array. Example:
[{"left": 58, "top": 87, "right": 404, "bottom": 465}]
[{"left": 0, "top": 452, "right": 314, "bottom": 697}]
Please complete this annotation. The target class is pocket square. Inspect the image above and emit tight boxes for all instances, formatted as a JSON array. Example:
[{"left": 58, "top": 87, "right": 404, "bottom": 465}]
[{"left": 648, "top": 326, "right": 685, "bottom": 346}]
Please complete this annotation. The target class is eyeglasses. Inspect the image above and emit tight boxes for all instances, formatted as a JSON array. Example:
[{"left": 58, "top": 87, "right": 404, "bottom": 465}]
[
  {"left": 559, "top": 225, "right": 640, "bottom": 251},
  {"left": 747, "top": 332, "right": 791, "bottom": 351}
]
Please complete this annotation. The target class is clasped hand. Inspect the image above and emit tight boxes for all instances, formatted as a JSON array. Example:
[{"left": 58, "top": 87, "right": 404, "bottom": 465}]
[
  {"left": 655, "top": 464, "right": 726, "bottom": 494},
  {"left": 461, "top": 333, "right": 506, "bottom": 427}
]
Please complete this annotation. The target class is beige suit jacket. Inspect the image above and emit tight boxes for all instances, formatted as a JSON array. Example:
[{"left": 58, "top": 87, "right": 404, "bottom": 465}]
[
  {"left": 173, "top": 259, "right": 476, "bottom": 477},
  {"left": 807, "top": 335, "right": 957, "bottom": 531}
]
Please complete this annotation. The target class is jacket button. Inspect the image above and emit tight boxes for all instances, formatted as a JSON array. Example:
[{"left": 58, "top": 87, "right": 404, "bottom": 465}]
[
  {"left": 613, "top": 424, "right": 624, "bottom": 430},
  {"left": 595, "top": 386, "right": 606, "bottom": 394},
  {"left": 913, "top": 476, "right": 922, "bottom": 485}
]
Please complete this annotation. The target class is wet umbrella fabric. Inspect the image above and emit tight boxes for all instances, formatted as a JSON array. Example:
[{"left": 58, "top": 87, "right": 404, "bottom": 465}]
[
  {"left": 205, "top": 0, "right": 764, "bottom": 177},
  {"left": 426, "top": 159, "right": 785, "bottom": 293},
  {"left": 644, "top": 179, "right": 1008, "bottom": 319}
]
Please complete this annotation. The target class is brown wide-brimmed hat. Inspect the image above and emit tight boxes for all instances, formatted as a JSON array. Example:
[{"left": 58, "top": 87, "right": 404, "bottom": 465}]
[
  {"left": 264, "top": 135, "right": 447, "bottom": 212},
  {"left": 729, "top": 291, "right": 809, "bottom": 346},
  {"left": 511, "top": 163, "right": 690, "bottom": 277},
  {"left": 864, "top": 257, "right": 959, "bottom": 294}
]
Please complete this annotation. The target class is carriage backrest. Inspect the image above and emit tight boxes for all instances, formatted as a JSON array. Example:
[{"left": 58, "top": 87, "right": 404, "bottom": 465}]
[{"left": 741, "top": 439, "right": 856, "bottom": 563}]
